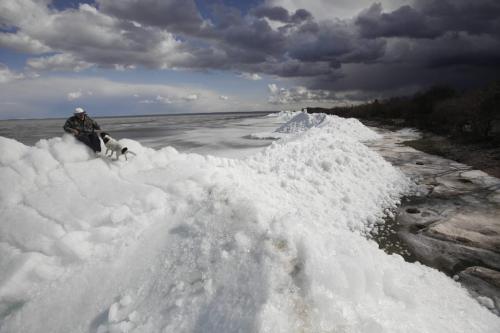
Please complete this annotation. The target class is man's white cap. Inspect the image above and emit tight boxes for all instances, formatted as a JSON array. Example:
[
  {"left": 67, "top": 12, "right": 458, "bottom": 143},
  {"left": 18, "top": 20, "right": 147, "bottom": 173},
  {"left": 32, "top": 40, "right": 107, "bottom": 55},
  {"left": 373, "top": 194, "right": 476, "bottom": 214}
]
[{"left": 74, "top": 107, "right": 85, "bottom": 114}]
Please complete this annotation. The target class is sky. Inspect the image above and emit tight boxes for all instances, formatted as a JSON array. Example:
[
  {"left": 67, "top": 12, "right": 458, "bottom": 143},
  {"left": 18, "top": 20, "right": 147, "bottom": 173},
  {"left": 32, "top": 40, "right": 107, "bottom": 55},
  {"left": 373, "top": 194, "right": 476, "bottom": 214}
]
[{"left": 0, "top": 0, "right": 499, "bottom": 119}]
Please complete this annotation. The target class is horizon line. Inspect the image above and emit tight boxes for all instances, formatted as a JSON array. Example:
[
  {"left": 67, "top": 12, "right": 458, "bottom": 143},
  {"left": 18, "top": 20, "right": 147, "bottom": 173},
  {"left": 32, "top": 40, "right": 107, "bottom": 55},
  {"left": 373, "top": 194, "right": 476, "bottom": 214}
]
[{"left": 0, "top": 110, "right": 282, "bottom": 122}]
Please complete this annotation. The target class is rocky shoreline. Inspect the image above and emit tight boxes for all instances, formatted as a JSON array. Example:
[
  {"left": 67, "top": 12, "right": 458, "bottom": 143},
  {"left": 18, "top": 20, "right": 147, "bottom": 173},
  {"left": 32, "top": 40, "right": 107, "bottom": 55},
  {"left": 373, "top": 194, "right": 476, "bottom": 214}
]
[{"left": 368, "top": 127, "right": 500, "bottom": 315}]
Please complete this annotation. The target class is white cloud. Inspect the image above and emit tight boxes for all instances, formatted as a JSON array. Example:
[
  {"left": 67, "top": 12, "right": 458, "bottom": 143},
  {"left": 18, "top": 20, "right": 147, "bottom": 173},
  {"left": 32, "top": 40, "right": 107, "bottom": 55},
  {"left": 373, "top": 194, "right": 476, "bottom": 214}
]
[
  {"left": 67, "top": 91, "right": 83, "bottom": 101},
  {"left": 0, "top": 75, "right": 268, "bottom": 118},
  {"left": 267, "top": 0, "right": 410, "bottom": 20},
  {"left": 67, "top": 90, "right": 93, "bottom": 101},
  {"left": 268, "top": 84, "right": 334, "bottom": 104},
  {"left": 0, "top": 32, "right": 51, "bottom": 54},
  {"left": 113, "top": 64, "right": 137, "bottom": 71},
  {"left": 240, "top": 72, "right": 262, "bottom": 80},
  {"left": 27, "top": 53, "right": 93, "bottom": 72},
  {"left": 219, "top": 95, "right": 229, "bottom": 101},
  {"left": 0, "top": 0, "right": 49, "bottom": 28},
  {"left": 184, "top": 94, "right": 198, "bottom": 101},
  {"left": 0, "top": 64, "right": 24, "bottom": 83},
  {"left": 156, "top": 95, "right": 172, "bottom": 104},
  {"left": 138, "top": 95, "right": 173, "bottom": 104},
  {"left": 1, "top": 0, "right": 188, "bottom": 71},
  {"left": 268, "top": 83, "right": 279, "bottom": 94}
]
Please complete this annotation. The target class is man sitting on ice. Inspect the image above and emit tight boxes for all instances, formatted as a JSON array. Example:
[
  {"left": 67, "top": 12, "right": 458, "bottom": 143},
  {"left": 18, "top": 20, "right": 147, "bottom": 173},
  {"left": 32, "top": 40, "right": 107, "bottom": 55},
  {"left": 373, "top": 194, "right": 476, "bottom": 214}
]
[{"left": 63, "top": 107, "right": 102, "bottom": 153}]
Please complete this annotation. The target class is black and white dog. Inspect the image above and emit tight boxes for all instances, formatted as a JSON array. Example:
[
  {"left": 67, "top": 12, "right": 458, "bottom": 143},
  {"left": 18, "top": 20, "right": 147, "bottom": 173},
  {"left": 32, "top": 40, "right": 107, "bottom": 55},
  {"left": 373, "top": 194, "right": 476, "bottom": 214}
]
[{"left": 99, "top": 132, "right": 136, "bottom": 160}]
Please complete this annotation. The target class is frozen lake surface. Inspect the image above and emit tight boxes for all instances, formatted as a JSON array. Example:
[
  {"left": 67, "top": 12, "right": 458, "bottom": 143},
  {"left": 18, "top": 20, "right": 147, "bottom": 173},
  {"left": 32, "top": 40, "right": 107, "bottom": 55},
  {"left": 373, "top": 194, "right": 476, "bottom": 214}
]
[{"left": 0, "top": 112, "right": 279, "bottom": 158}]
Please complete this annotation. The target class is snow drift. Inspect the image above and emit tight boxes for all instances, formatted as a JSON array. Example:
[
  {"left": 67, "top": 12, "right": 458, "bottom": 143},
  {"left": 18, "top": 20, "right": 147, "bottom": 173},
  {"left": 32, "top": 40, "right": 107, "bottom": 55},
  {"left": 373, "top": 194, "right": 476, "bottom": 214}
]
[
  {"left": 0, "top": 114, "right": 499, "bottom": 332},
  {"left": 265, "top": 110, "right": 300, "bottom": 122}
]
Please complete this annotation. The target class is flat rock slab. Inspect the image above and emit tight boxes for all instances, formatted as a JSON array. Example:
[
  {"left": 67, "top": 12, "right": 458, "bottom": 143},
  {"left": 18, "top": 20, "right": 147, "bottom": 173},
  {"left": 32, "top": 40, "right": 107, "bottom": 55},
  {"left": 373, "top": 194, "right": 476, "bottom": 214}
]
[
  {"left": 464, "top": 266, "right": 500, "bottom": 289},
  {"left": 367, "top": 127, "right": 500, "bottom": 315},
  {"left": 399, "top": 231, "right": 500, "bottom": 274},
  {"left": 427, "top": 212, "right": 500, "bottom": 252}
]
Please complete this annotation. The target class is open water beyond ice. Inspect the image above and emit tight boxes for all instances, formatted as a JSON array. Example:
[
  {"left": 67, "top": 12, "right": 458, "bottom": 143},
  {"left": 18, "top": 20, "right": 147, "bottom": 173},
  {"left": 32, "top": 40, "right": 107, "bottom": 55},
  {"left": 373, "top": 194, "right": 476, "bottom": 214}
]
[{"left": 0, "top": 111, "right": 499, "bottom": 332}]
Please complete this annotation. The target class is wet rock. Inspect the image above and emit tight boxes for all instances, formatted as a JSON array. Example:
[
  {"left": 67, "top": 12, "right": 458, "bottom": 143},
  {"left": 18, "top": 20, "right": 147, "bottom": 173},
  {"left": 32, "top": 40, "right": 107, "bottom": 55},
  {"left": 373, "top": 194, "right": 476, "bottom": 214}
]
[
  {"left": 397, "top": 198, "right": 455, "bottom": 227},
  {"left": 463, "top": 266, "right": 500, "bottom": 288},
  {"left": 488, "top": 192, "right": 500, "bottom": 204},
  {"left": 399, "top": 231, "right": 500, "bottom": 274},
  {"left": 431, "top": 175, "right": 477, "bottom": 197},
  {"left": 406, "top": 207, "right": 420, "bottom": 214},
  {"left": 458, "top": 266, "right": 500, "bottom": 315},
  {"left": 367, "top": 127, "right": 500, "bottom": 312},
  {"left": 426, "top": 212, "right": 500, "bottom": 252}
]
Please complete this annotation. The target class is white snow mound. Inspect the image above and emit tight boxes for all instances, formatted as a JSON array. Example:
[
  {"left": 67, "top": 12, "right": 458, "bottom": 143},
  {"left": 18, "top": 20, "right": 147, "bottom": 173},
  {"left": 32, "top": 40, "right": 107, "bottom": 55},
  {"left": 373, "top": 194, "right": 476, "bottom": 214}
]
[
  {"left": 265, "top": 110, "right": 301, "bottom": 121},
  {"left": 0, "top": 115, "right": 499, "bottom": 332},
  {"left": 256, "top": 112, "right": 380, "bottom": 142},
  {"left": 275, "top": 112, "right": 326, "bottom": 133}
]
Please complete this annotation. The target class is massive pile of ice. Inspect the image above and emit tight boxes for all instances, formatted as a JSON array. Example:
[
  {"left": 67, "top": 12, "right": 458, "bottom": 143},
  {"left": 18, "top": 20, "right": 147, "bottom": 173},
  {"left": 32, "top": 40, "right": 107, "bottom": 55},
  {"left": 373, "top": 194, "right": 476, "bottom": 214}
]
[
  {"left": 1, "top": 114, "right": 499, "bottom": 332},
  {"left": 265, "top": 110, "right": 301, "bottom": 122},
  {"left": 275, "top": 112, "right": 326, "bottom": 133},
  {"left": 252, "top": 111, "right": 374, "bottom": 141},
  {"left": 251, "top": 111, "right": 310, "bottom": 139}
]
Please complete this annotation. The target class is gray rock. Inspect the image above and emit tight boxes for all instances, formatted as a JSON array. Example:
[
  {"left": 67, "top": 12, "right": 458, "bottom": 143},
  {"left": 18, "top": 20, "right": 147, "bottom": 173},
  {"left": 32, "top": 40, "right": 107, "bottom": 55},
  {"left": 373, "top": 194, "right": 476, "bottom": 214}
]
[
  {"left": 399, "top": 231, "right": 500, "bottom": 274},
  {"left": 426, "top": 212, "right": 500, "bottom": 253},
  {"left": 405, "top": 207, "right": 420, "bottom": 214},
  {"left": 367, "top": 127, "right": 500, "bottom": 315},
  {"left": 458, "top": 266, "right": 500, "bottom": 315}
]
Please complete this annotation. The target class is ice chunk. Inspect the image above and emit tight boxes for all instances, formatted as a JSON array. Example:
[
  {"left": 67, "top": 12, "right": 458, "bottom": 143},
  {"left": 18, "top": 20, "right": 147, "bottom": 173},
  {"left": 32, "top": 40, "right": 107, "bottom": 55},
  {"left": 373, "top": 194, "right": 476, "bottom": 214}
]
[{"left": 275, "top": 112, "right": 326, "bottom": 133}]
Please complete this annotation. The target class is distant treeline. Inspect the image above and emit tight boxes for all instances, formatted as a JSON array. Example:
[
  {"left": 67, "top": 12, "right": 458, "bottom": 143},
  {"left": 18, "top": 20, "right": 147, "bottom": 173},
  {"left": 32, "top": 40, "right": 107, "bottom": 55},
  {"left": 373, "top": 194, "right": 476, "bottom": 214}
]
[{"left": 308, "top": 81, "right": 500, "bottom": 145}]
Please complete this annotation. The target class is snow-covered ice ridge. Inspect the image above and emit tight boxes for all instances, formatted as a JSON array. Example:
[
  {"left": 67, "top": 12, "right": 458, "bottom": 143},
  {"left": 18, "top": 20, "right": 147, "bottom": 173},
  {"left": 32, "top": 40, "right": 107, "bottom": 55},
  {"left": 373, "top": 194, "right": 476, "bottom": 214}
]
[{"left": 1, "top": 113, "right": 499, "bottom": 332}]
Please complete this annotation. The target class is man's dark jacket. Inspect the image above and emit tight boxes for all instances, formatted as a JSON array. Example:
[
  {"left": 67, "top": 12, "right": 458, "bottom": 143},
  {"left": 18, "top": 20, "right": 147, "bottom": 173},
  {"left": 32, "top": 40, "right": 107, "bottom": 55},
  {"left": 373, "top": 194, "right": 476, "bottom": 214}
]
[{"left": 63, "top": 115, "right": 101, "bottom": 134}]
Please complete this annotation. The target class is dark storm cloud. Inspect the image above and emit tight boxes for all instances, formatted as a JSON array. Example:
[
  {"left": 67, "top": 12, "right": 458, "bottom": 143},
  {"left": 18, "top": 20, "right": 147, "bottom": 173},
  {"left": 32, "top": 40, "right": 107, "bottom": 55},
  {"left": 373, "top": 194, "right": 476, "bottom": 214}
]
[
  {"left": 356, "top": 0, "right": 500, "bottom": 39},
  {"left": 307, "top": 60, "right": 500, "bottom": 95},
  {"left": 417, "top": 0, "right": 500, "bottom": 35},
  {"left": 252, "top": 59, "right": 336, "bottom": 78},
  {"left": 355, "top": 4, "right": 440, "bottom": 39},
  {"left": 348, "top": 0, "right": 500, "bottom": 96},
  {"left": 96, "top": 0, "right": 209, "bottom": 36},
  {"left": 2, "top": 0, "right": 500, "bottom": 104},
  {"left": 252, "top": 6, "right": 290, "bottom": 22},
  {"left": 1, "top": 0, "right": 377, "bottom": 75},
  {"left": 214, "top": 12, "right": 286, "bottom": 56},
  {"left": 404, "top": 32, "right": 500, "bottom": 70},
  {"left": 291, "top": 9, "right": 313, "bottom": 23},
  {"left": 251, "top": 6, "right": 312, "bottom": 24},
  {"left": 288, "top": 20, "right": 386, "bottom": 65},
  {"left": 95, "top": 1, "right": 314, "bottom": 71},
  {"left": 427, "top": 53, "right": 500, "bottom": 68},
  {"left": 142, "top": 2, "right": 346, "bottom": 75}
]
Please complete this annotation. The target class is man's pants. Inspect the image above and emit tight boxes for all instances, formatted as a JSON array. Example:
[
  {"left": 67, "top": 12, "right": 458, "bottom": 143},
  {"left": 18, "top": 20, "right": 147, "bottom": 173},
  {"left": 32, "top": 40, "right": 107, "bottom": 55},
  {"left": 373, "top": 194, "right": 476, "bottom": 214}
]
[{"left": 76, "top": 132, "right": 101, "bottom": 153}]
